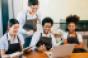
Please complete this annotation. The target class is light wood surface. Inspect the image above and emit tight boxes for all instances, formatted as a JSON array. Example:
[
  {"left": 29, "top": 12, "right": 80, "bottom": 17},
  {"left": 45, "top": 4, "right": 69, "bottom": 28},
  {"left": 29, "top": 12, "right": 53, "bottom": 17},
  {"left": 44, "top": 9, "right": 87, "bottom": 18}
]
[
  {"left": 23, "top": 51, "right": 48, "bottom": 58},
  {"left": 70, "top": 53, "right": 88, "bottom": 58},
  {"left": 24, "top": 51, "right": 88, "bottom": 58}
]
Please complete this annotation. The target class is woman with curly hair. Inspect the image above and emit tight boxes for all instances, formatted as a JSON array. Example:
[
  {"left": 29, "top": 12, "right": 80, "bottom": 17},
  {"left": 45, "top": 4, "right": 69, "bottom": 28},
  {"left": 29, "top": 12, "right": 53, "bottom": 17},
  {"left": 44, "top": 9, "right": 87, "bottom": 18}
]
[{"left": 63, "top": 15, "right": 87, "bottom": 53}]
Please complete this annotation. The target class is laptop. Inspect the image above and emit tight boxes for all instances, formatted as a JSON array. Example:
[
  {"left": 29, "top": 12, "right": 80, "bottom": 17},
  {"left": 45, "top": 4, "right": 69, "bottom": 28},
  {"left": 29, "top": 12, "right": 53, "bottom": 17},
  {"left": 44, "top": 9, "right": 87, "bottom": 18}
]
[{"left": 51, "top": 44, "right": 75, "bottom": 58}]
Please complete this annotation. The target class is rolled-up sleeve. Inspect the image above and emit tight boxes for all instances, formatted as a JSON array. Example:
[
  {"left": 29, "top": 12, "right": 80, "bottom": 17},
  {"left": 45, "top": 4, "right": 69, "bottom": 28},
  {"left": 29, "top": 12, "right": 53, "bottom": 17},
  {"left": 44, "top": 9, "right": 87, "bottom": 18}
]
[
  {"left": 0, "top": 37, "right": 5, "bottom": 50},
  {"left": 51, "top": 35, "right": 57, "bottom": 47},
  {"left": 29, "top": 32, "right": 40, "bottom": 50},
  {"left": 62, "top": 32, "right": 68, "bottom": 40},
  {"left": 16, "top": 11, "right": 26, "bottom": 27},
  {"left": 16, "top": 10, "right": 27, "bottom": 35},
  {"left": 77, "top": 33, "right": 83, "bottom": 43},
  {"left": 19, "top": 34, "right": 24, "bottom": 45}
]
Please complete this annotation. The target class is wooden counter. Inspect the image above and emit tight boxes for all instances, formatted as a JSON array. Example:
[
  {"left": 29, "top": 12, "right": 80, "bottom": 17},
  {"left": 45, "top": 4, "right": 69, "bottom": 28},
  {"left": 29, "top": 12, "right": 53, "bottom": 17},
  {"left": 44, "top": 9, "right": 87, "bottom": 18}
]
[{"left": 23, "top": 51, "right": 88, "bottom": 58}]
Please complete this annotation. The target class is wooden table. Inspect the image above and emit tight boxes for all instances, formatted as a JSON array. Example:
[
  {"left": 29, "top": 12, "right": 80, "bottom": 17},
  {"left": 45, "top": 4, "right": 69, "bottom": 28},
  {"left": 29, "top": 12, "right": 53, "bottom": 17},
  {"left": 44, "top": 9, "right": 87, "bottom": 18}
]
[
  {"left": 70, "top": 53, "right": 88, "bottom": 58},
  {"left": 23, "top": 51, "right": 48, "bottom": 58},
  {"left": 23, "top": 51, "right": 88, "bottom": 58}
]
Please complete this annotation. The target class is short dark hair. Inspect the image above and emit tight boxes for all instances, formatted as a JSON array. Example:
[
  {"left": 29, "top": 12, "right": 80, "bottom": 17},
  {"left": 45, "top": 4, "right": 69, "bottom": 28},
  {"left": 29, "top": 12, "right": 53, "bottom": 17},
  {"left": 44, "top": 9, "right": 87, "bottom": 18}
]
[
  {"left": 42, "top": 17, "right": 53, "bottom": 26},
  {"left": 28, "top": 0, "right": 39, "bottom": 6},
  {"left": 66, "top": 15, "right": 80, "bottom": 25},
  {"left": 8, "top": 18, "right": 19, "bottom": 27}
]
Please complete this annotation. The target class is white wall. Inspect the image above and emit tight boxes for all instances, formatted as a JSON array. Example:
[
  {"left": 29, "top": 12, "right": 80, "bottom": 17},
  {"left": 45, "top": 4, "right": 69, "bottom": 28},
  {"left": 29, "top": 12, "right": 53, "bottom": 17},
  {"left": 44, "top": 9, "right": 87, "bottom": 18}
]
[
  {"left": 8, "top": 0, "right": 26, "bottom": 18},
  {"left": 66, "top": 0, "right": 88, "bottom": 20},
  {"left": 8, "top": 0, "right": 88, "bottom": 22},
  {"left": 8, "top": 0, "right": 14, "bottom": 19},
  {"left": 39, "top": 0, "right": 88, "bottom": 22}
]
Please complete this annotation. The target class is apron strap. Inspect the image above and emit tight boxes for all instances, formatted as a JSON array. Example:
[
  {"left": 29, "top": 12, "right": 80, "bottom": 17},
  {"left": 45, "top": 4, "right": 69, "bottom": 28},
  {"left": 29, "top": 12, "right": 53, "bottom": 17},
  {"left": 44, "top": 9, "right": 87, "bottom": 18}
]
[
  {"left": 25, "top": 12, "right": 38, "bottom": 22},
  {"left": 6, "top": 34, "right": 22, "bottom": 50},
  {"left": 67, "top": 33, "right": 79, "bottom": 44},
  {"left": 67, "top": 32, "right": 77, "bottom": 38},
  {"left": 7, "top": 34, "right": 20, "bottom": 44}
]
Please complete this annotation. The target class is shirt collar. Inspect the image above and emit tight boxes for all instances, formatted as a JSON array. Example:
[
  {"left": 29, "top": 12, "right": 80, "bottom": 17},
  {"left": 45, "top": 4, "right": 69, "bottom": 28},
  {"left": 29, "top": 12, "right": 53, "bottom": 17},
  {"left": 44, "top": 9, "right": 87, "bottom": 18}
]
[
  {"left": 26, "top": 10, "right": 37, "bottom": 19},
  {"left": 7, "top": 33, "right": 18, "bottom": 41},
  {"left": 41, "top": 31, "right": 52, "bottom": 37}
]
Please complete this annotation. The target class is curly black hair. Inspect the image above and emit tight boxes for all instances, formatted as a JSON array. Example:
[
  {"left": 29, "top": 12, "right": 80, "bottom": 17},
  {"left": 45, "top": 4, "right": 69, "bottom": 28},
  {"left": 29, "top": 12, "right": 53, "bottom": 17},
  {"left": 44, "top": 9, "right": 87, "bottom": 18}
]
[
  {"left": 42, "top": 17, "right": 53, "bottom": 26},
  {"left": 66, "top": 15, "right": 80, "bottom": 24},
  {"left": 28, "top": 0, "right": 39, "bottom": 6}
]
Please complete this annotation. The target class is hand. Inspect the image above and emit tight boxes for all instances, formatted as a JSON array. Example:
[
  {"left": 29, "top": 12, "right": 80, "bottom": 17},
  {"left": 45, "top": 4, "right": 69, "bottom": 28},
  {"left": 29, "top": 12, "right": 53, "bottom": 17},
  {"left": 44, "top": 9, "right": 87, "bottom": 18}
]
[
  {"left": 23, "top": 47, "right": 32, "bottom": 55},
  {"left": 9, "top": 52, "right": 21, "bottom": 58},
  {"left": 37, "top": 44, "right": 46, "bottom": 52},
  {"left": 1, "top": 55, "right": 10, "bottom": 58},
  {"left": 74, "top": 44, "right": 83, "bottom": 48}
]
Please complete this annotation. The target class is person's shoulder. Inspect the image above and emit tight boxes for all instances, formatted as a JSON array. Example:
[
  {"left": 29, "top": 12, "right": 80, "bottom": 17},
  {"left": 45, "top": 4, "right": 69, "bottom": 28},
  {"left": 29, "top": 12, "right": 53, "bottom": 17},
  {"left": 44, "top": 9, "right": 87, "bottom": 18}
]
[
  {"left": 62, "top": 32, "right": 68, "bottom": 39},
  {"left": 76, "top": 32, "right": 82, "bottom": 36},
  {"left": 36, "top": 11, "right": 44, "bottom": 20},
  {"left": 17, "top": 10, "right": 28, "bottom": 16},
  {"left": 50, "top": 34, "right": 56, "bottom": 41},
  {"left": 76, "top": 32, "right": 83, "bottom": 42},
  {"left": 18, "top": 34, "right": 24, "bottom": 39},
  {"left": 0, "top": 33, "right": 7, "bottom": 42},
  {"left": 18, "top": 33, "right": 23, "bottom": 37},
  {"left": 76, "top": 32, "right": 82, "bottom": 37},
  {"left": 18, "top": 34, "right": 24, "bottom": 44},
  {"left": 36, "top": 11, "right": 41, "bottom": 15}
]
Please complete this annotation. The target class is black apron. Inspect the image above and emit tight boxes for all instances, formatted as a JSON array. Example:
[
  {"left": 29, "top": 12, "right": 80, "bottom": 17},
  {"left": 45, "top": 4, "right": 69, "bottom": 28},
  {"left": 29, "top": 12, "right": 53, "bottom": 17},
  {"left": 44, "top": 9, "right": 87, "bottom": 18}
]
[
  {"left": 23, "top": 35, "right": 32, "bottom": 48},
  {"left": 36, "top": 33, "right": 52, "bottom": 50},
  {"left": 23, "top": 14, "right": 38, "bottom": 48},
  {"left": 67, "top": 34, "right": 79, "bottom": 44},
  {"left": 23, "top": 14, "right": 39, "bottom": 31},
  {"left": 67, "top": 34, "right": 87, "bottom": 53},
  {"left": 6, "top": 34, "right": 22, "bottom": 54}
]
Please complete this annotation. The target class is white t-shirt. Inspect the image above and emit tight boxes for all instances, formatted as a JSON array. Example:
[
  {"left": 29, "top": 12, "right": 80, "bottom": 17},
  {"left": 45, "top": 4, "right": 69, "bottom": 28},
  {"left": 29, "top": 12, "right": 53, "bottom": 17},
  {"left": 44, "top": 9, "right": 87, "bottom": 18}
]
[
  {"left": 62, "top": 32, "right": 83, "bottom": 43},
  {"left": 0, "top": 33, "right": 24, "bottom": 51},
  {"left": 29, "top": 31, "right": 57, "bottom": 50}
]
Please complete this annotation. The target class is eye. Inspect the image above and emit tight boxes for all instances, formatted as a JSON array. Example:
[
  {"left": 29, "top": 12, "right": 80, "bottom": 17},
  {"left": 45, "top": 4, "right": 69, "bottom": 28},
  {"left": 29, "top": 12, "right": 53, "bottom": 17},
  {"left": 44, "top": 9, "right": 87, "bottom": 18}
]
[{"left": 13, "top": 26, "right": 19, "bottom": 29}]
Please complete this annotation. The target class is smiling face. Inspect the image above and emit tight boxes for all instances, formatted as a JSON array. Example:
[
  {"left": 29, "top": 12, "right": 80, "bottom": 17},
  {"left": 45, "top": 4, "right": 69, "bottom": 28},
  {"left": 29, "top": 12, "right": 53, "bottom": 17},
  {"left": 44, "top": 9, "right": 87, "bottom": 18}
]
[
  {"left": 67, "top": 22, "right": 76, "bottom": 33},
  {"left": 8, "top": 24, "right": 19, "bottom": 35},
  {"left": 28, "top": 5, "right": 39, "bottom": 14},
  {"left": 43, "top": 23, "right": 52, "bottom": 34}
]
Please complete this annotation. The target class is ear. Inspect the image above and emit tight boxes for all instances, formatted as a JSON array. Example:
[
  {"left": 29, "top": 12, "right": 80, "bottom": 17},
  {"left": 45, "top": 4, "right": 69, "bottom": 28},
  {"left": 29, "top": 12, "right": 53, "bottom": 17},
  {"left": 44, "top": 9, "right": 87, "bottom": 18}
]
[{"left": 8, "top": 26, "right": 10, "bottom": 30}]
